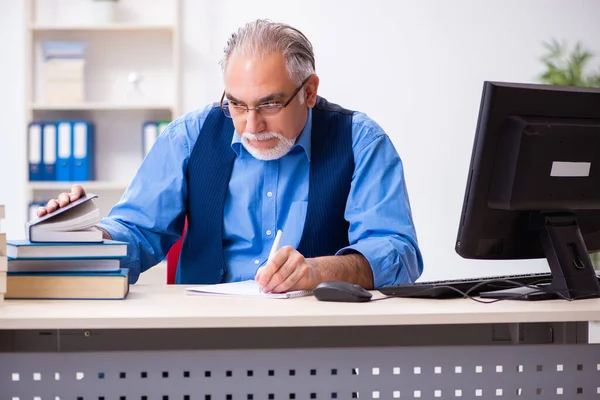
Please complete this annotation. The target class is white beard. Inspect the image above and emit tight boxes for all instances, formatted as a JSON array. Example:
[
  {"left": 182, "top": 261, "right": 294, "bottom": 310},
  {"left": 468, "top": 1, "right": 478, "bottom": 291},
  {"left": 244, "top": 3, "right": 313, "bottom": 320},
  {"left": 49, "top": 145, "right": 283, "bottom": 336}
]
[{"left": 241, "top": 131, "right": 296, "bottom": 161}]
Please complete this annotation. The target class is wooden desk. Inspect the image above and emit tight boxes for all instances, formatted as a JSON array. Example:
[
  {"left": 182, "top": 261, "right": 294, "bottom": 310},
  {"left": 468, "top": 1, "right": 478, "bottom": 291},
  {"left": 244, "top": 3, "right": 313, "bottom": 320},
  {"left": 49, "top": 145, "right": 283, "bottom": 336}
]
[{"left": 1, "top": 284, "right": 600, "bottom": 399}]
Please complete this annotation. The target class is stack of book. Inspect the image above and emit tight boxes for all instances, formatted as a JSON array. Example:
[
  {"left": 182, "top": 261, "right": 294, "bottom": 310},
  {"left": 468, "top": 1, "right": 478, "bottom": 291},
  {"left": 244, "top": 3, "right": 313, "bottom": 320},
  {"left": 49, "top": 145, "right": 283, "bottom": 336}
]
[
  {"left": 0, "top": 205, "right": 6, "bottom": 301},
  {"left": 4, "top": 194, "right": 130, "bottom": 300}
]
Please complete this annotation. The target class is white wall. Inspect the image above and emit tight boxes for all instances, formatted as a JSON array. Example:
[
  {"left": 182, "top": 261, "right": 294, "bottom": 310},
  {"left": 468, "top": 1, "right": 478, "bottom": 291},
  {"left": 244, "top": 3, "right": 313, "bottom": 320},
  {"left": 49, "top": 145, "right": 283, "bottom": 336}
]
[
  {"left": 0, "top": 1, "right": 27, "bottom": 242},
  {"left": 2, "top": 0, "right": 600, "bottom": 280}
]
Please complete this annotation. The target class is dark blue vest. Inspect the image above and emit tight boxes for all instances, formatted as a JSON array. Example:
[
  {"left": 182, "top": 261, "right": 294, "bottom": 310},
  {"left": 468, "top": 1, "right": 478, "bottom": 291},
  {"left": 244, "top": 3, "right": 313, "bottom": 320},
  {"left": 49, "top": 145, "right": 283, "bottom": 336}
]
[{"left": 177, "top": 96, "right": 354, "bottom": 284}]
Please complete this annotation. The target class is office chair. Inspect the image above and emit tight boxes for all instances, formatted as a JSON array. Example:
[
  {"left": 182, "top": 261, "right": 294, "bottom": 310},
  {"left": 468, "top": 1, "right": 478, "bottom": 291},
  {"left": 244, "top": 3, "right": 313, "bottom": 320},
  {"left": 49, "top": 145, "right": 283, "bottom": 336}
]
[{"left": 166, "top": 218, "right": 187, "bottom": 284}]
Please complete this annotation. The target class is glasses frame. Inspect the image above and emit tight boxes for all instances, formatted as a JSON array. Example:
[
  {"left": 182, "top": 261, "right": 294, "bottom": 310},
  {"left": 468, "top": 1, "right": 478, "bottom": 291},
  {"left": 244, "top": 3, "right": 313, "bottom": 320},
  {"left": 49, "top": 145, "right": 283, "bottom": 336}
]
[{"left": 220, "top": 75, "right": 312, "bottom": 118}]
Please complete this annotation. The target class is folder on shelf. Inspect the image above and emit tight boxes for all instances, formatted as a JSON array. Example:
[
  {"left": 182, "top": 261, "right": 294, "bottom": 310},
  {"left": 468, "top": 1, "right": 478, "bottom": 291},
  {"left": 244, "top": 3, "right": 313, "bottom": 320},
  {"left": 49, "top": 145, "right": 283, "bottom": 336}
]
[
  {"left": 56, "top": 121, "right": 73, "bottom": 181},
  {"left": 142, "top": 121, "right": 158, "bottom": 158},
  {"left": 42, "top": 122, "right": 57, "bottom": 181},
  {"left": 157, "top": 120, "right": 170, "bottom": 135},
  {"left": 28, "top": 201, "right": 46, "bottom": 223},
  {"left": 41, "top": 41, "right": 86, "bottom": 105},
  {"left": 28, "top": 122, "right": 43, "bottom": 181},
  {"left": 72, "top": 121, "right": 94, "bottom": 181}
]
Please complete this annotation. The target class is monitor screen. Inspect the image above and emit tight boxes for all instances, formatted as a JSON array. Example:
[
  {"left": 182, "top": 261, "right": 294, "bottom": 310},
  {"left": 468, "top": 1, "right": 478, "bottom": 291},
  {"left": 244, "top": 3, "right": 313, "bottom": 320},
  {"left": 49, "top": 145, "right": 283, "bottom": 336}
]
[{"left": 456, "top": 81, "right": 600, "bottom": 300}]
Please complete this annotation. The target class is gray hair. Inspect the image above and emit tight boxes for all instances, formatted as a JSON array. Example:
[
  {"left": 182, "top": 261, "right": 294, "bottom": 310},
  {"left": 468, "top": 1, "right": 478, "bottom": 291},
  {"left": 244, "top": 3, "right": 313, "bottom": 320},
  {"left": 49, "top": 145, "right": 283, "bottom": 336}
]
[{"left": 220, "top": 20, "right": 315, "bottom": 102}]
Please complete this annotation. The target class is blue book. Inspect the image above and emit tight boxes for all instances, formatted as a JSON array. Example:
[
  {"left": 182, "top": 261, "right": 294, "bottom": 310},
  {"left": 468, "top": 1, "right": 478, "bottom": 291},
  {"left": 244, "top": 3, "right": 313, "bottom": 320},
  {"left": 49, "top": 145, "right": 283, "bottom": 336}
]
[
  {"left": 7, "top": 239, "right": 128, "bottom": 259},
  {"left": 5, "top": 268, "right": 129, "bottom": 300},
  {"left": 41, "top": 41, "right": 86, "bottom": 60}
]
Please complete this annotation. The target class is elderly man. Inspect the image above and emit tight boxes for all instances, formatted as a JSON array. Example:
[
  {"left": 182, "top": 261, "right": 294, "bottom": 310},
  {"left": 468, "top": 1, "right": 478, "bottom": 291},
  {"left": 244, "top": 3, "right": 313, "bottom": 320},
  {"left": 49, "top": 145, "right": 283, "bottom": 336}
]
[{"left": 38, "top": 19, "right": 423, "bottom": 292}]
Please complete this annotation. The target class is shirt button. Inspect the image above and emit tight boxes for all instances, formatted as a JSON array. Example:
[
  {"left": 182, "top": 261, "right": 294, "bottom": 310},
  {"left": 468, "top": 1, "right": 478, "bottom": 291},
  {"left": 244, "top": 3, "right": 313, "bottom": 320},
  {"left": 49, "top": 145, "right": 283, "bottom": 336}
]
[
  {"left": 266, "top": 230, "right": 272, "bottom": 236},
  {"left": 254, "top": 259, "right": 260, "bottom": 265},
  {"left": 267, "top": 191, "right": 273, "bottom": 198}
]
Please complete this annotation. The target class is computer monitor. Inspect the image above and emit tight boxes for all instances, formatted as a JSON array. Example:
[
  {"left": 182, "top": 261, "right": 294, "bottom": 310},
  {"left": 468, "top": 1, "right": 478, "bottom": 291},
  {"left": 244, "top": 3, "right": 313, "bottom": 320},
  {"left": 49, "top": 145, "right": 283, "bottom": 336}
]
[{"left": 456, "top": 81, "right": 600, "bottom": 301}]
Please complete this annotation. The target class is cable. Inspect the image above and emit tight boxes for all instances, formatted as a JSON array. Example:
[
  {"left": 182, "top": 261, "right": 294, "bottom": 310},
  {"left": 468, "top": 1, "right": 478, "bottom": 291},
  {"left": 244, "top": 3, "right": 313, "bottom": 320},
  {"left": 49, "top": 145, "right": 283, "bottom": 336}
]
[{"left": 371, "top": 278, "right": 600, "bottom": 303}]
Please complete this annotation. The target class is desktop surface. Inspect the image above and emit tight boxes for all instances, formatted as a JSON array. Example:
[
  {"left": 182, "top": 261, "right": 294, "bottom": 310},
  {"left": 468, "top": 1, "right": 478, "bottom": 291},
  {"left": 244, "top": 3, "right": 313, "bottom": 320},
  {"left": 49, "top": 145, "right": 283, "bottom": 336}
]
[{"left": 1, "top": 284, "right": 600, "bottom": 330}]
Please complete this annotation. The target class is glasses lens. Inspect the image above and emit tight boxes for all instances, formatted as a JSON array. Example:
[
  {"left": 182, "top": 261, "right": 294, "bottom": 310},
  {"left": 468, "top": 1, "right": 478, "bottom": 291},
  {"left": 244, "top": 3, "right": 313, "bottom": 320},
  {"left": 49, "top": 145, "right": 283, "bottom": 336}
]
[
  {"left": 221, "top": 103, "right": 232, "bottom": 118},
  {"left": 260, "top": 104, "right": 283, "bottom": 116}
]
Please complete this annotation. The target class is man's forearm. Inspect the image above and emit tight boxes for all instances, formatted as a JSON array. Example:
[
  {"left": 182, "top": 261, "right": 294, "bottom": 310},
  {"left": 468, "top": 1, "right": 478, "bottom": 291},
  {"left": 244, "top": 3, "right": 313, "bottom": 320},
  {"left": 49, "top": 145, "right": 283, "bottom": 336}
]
[
  {"left": 308, "top": 253, "right": 374, "bottom": 289},
  {"left": 95, "top": 226, "right": 112, "bottom": 240}
]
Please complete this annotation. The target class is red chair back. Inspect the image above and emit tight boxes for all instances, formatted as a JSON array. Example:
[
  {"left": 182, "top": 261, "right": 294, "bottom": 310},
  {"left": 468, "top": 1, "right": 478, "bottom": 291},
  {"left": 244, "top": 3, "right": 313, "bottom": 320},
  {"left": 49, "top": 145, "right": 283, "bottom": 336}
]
[{"left": 166, "top": 218, "right": 187, "bottom": 284}]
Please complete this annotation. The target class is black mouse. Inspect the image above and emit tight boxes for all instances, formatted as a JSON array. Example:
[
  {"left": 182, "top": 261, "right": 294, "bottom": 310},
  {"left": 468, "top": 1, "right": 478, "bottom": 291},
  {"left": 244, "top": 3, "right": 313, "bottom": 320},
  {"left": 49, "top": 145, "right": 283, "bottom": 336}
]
[{"left": 313, "top": 281, "right": 372, "bottom": 302}]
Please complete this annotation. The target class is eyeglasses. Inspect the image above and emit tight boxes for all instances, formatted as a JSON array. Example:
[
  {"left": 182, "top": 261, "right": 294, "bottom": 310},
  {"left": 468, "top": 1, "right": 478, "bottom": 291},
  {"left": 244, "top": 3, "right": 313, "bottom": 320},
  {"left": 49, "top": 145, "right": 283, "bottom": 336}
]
[{"left": 220, "top": 76, "right": 311, "bottom": 119}]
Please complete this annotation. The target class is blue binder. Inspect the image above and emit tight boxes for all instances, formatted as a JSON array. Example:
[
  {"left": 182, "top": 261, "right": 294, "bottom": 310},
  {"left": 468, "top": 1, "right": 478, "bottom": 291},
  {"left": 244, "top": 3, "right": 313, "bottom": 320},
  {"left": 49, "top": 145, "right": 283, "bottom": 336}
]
[
  {"left": 56, "top": 121, "right": 73, "bottom": 181},
  {"left": 142, "top": 121, "right": 158, "bottom": 158},
  {"left": 28, "top": 122, "right": 43, "bottom": 181},
  {"left": 28, "top": 201, "right": 46, "bottom": 222},
  {"left": 42, "top": 122, "right": 57, "bottom": 181},
  {"left": 72, "top": 121, "right": 94, "bottom": 181}
]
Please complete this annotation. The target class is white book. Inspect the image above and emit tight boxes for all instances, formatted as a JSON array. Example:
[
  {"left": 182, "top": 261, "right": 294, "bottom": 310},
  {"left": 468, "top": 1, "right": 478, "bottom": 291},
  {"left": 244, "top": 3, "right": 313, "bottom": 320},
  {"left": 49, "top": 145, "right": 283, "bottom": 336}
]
[
  {"left": 186, "top": 280, "right": 313, "bottom": 299},
  {"left": 7, "top": 258, "right": 120, "bottom": 273},
  {"left": 0, "top": 272, "right": 6, "bottom": 294},
  {"left": 0, "top": 233, "right": 5, "bottom": 257},
  {"left": 7, "top": 239, "right": 127, "bottom": 259},
  {"left": 26, "top": 194, "right": 102, "bottom": 243}
]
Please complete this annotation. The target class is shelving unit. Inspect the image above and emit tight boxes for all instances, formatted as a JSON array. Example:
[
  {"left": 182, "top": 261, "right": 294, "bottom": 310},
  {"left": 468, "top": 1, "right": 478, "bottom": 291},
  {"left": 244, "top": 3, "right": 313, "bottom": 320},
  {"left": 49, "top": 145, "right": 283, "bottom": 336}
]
[
  {"left": 31, "top": 102, "right": 174, "bottom": 111},
  {"left": 24, "top": 0, "right": 181, "bottom": 219},
  {"left": 28, "top": 181, "right": 130, "bottom": 191},
  {"left": 31, "top": 23, "right": 175, "bottom": 32}
]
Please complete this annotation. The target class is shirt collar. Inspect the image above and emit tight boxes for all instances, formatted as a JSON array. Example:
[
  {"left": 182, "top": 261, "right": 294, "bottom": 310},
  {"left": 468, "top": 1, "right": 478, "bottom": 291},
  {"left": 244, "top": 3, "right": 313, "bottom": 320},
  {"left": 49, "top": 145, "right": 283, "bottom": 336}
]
[{"left": 230, "top": 108, "right": 312, "bottom": 161}]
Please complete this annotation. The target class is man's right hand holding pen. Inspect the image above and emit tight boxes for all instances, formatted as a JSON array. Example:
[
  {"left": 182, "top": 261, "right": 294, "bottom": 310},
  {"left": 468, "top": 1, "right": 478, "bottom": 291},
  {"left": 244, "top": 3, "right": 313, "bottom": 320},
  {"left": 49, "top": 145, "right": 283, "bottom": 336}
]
[{"left": 255, "top": 229, "right": 321, "bottom": 293}]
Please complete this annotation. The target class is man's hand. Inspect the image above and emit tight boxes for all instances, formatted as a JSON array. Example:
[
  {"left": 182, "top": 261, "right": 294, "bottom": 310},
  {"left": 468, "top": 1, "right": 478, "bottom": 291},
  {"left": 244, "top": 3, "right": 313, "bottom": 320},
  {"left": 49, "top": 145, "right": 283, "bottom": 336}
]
[
  {"left": 255, "top": 246, "right": 321, "bottom": 293},
  {"left": 37, "top": 184, "right": 86, "bottom": 217}
]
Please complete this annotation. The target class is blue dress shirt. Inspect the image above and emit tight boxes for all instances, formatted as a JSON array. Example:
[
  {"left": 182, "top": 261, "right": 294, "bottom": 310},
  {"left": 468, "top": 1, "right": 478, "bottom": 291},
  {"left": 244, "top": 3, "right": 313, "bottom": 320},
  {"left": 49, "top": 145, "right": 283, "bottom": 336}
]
[{"left": 97, "top": 104, "right": 423, "bottom": 287}]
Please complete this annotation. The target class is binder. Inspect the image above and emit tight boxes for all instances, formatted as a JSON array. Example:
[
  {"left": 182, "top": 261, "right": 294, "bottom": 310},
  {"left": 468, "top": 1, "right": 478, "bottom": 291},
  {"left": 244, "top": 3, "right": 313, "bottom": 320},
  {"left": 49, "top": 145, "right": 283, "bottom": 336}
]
[
  {"left": 157, "top": 120, "right": 170, "bottom": 135},
  {"left": 42, "top": 123, "right": 57, "bottom": 181},
  {"left": 28, "top": 122, "right": 43, "bottom": 181},
  {"left": 56, "top": 121, "right": 73, "bottom": 181},
  {"left": 72, "top": 121, "right": 94, "bottom": 181},
  {"left": 28, "top": 201, "right": 45, "bottom": 223},
  {"left": 142, "top": 121, "right": 158, "bottom": 158}
]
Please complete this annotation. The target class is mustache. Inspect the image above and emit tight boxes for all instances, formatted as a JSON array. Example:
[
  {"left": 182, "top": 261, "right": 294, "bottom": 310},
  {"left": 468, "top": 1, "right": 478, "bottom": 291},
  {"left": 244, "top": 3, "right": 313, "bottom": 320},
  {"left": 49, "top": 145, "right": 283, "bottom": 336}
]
[{"left": 242, "top": 132, "right": 283, "bottom": 141}]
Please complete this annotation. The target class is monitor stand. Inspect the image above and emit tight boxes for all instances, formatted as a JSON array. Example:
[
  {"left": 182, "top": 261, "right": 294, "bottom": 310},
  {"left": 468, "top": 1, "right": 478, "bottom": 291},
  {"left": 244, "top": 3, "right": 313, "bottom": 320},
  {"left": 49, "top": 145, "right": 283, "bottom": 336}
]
[{"left": 481, "top": 213, "right": 600, "bottom": 301}]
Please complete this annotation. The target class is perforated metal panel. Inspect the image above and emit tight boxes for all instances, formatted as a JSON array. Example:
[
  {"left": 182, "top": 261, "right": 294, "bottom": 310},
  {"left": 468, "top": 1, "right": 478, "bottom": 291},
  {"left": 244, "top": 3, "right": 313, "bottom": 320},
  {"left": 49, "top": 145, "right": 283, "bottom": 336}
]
[{"left": 1, "top": 345, "right": 600, "bottom": 399}]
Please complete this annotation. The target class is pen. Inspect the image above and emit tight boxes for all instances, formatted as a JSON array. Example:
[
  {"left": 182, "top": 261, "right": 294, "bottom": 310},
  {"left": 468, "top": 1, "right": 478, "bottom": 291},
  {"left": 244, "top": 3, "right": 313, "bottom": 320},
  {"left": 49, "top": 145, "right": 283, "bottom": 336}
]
[
  {"left": 260, "top": 229, "right": 283, "bottom": 293},
  {"left": 268, "top": 229, "right": 283, "bottom": 264}
]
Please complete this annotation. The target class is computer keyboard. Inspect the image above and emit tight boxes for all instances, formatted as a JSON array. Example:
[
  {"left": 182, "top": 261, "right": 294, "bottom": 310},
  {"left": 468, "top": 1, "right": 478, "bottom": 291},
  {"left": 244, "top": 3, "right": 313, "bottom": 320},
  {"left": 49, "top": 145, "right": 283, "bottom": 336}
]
[{"left": 378, "top": 272, "right": 557, "bottom": 299}]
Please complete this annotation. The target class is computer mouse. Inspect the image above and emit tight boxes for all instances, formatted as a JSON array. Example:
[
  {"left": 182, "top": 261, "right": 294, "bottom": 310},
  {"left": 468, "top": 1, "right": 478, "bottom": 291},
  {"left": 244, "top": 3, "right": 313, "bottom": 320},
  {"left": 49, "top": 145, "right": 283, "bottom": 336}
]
[{"left": 313, "top": 281, "right": 373, "bottom": 302}]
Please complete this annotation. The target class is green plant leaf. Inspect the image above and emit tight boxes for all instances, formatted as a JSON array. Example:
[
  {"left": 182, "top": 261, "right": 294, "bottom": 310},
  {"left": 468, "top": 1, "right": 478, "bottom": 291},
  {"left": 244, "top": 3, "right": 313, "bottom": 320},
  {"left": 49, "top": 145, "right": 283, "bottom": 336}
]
[{"left": 539, "top": 39, "right": 599, "bottom": 87}]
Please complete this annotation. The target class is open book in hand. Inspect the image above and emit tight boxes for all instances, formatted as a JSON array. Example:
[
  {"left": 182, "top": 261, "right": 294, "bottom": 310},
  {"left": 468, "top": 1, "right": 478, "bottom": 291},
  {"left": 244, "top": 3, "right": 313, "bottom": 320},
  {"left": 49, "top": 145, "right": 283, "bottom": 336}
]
[
  {"left": 26, "top": 194, "right": 103, "bottom": 243},
  {"left": 186, "top": 280, "right": 313, "bottom": 299}
]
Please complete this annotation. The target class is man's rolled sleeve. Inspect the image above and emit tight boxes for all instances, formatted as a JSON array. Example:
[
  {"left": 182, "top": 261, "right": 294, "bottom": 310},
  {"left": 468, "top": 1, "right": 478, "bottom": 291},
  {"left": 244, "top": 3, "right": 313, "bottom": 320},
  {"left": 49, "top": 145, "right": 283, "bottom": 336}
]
[
  {"left": 337, "top": 235, "right": 422, "bottom": 288},
  {"left": 96, "top": 218, "right": 145, "bottom": 283},
  {"left": 340, "top": 113, "right": 424, "bottom": 288}
]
